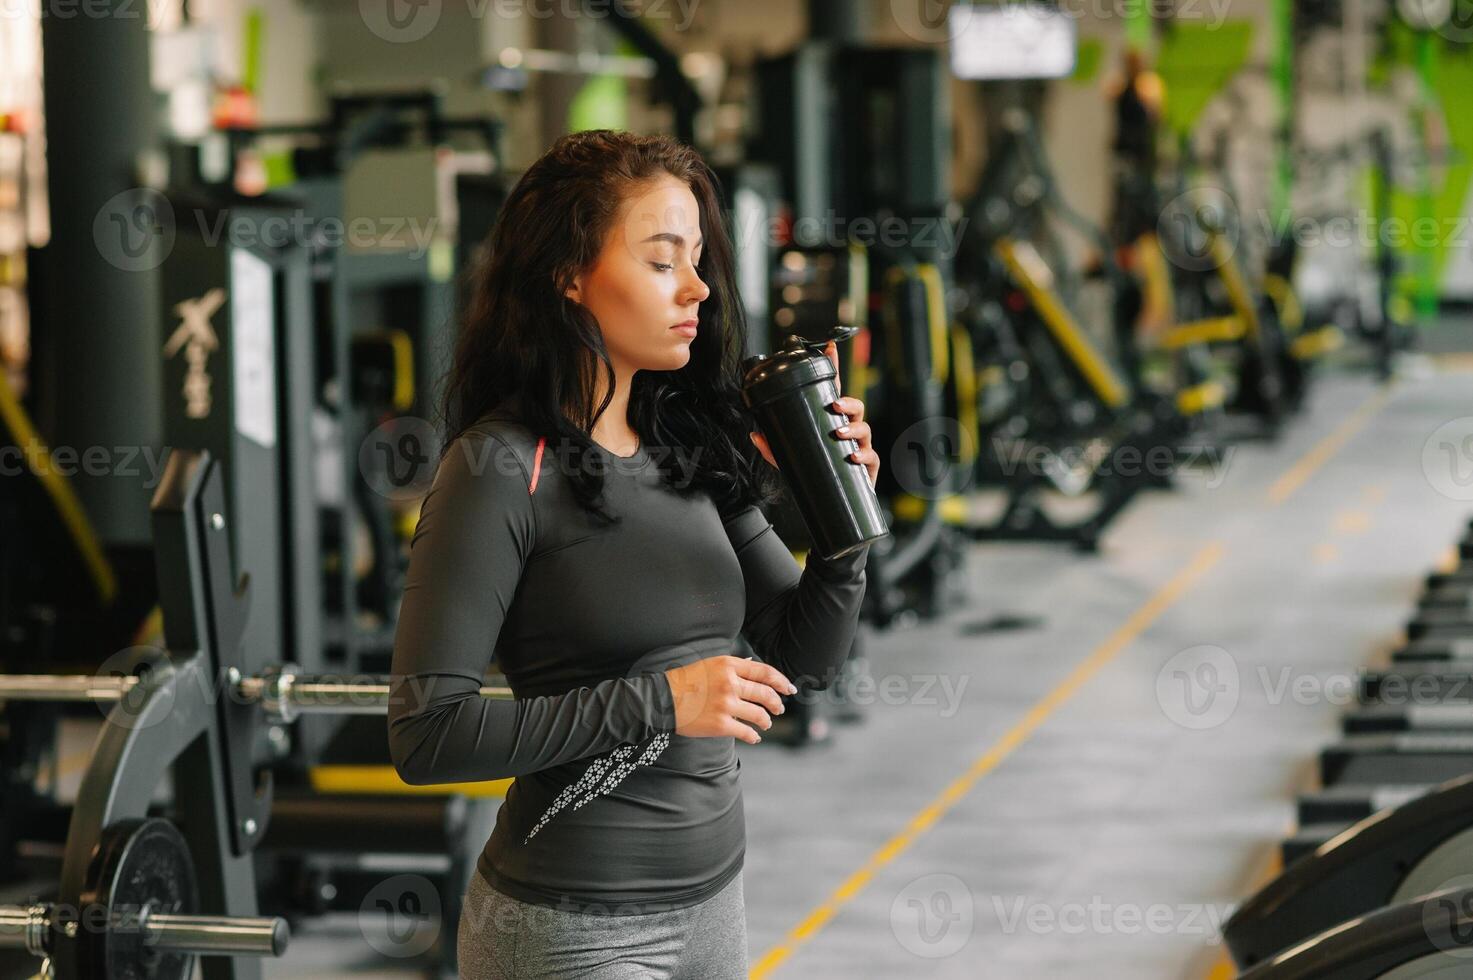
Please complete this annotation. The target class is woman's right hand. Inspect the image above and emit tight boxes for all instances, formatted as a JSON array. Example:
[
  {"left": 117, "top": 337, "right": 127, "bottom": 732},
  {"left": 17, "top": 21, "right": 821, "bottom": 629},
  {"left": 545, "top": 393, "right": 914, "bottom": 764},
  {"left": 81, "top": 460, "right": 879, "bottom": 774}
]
[{"left": 663, "top": 656, "right": 797, "bottom": 744}]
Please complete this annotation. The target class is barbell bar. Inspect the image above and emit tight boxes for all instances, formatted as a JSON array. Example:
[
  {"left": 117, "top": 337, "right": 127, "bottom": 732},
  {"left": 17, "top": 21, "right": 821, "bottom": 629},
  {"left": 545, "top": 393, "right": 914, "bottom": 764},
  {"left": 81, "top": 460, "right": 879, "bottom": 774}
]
[
  {"left": 0, "top": 904, "right": 286, "bottom": 958},
  {"left": 0, "top": 666, "right": 513, "bottom": 723}
]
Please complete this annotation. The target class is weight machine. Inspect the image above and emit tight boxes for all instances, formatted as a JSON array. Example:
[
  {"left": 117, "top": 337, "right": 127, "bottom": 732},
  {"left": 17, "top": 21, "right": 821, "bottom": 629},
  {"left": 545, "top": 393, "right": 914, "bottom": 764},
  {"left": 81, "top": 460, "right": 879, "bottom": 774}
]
[
  {"left": 948, "top": 83, "right": 1179, "bottom": 551},
  {"left": 0, "top": 449, "right": 515, "bottom": 979}
]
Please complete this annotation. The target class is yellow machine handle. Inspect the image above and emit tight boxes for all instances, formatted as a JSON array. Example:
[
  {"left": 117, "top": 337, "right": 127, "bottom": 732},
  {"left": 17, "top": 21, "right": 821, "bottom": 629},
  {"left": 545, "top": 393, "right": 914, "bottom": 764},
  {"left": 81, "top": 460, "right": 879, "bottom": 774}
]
[{"left": 993, "top": 238, "right": 1130, "bottom": 410}]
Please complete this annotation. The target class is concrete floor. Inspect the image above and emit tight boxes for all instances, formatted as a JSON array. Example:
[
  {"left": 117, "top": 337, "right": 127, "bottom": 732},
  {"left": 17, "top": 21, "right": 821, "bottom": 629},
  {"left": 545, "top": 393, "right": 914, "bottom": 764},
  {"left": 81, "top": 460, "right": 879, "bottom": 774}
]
[{"left": 6, "top": 347, "right": 1473, "bottom": 979}]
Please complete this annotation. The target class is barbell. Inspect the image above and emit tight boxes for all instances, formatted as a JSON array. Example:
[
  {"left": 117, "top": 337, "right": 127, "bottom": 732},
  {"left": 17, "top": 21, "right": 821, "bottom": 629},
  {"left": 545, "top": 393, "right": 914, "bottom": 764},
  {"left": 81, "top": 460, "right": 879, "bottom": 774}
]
[
  {"left": 0, "top": 661, "right": 513, "bottom": 978},
  {"left": 0, "top": 818, "right": 287, "bottom": 980},
  {"left": 0, "top": 664, "right": 512, "bottom": 722}
]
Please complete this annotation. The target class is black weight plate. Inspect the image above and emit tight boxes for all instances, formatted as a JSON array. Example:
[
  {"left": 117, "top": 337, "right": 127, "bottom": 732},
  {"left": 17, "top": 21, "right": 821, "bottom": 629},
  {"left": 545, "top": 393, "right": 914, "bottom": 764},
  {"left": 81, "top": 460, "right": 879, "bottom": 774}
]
[{"left": 79, "top": 818, "right": 199, "bottom": 980}]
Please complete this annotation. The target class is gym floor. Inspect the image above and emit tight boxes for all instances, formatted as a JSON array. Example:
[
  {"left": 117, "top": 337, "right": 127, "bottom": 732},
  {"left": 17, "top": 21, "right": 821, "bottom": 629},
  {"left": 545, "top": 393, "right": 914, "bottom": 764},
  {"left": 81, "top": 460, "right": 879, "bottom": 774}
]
[{"left": 10, "top": 334, "right": 1473, "bottom": 980}]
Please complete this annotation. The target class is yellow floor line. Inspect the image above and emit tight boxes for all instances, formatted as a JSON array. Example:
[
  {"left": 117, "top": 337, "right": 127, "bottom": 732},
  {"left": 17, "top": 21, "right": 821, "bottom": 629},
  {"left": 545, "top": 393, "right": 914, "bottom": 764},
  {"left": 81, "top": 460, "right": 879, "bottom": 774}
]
[
  {"left": 1266, "top": 389, "right": 1394, "bottom": 507},
  {"left": 1205, "top": 957, "right": 1237, "bottom": 980},
  {"left": 1334, "top": 510, "right": 1372, "bottom": 535},
  {"left": 750, "top": 542, "right": 1226, "bottom": 978}
]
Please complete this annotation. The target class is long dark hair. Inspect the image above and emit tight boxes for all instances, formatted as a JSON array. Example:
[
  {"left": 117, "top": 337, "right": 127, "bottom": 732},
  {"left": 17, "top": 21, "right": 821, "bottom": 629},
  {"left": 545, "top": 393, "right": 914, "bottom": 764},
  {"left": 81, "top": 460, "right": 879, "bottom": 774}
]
[{"left": 437, "top": 129, "right": 778, "bottom": 525}]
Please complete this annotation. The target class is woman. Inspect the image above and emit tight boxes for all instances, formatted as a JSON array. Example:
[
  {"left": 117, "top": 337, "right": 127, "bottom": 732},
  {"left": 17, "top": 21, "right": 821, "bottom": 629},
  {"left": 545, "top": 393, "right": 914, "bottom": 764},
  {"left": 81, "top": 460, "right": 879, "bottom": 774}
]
[{"left": 387, "top": 129, "right": 879, "bottom": 979}]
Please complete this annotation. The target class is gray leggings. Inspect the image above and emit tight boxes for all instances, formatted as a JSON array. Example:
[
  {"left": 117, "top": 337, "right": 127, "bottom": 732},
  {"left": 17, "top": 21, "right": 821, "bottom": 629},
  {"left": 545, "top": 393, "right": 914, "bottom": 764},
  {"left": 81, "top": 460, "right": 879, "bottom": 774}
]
[{"left": 457, "top": 871, "right": 748, "bottom": 979}]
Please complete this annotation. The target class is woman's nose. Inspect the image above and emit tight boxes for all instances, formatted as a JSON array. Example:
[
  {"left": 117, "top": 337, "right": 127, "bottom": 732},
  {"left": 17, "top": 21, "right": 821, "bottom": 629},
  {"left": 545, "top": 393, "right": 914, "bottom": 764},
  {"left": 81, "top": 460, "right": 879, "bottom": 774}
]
[{"left": 682, "top": 269, "right": 710, "bottom": 304}]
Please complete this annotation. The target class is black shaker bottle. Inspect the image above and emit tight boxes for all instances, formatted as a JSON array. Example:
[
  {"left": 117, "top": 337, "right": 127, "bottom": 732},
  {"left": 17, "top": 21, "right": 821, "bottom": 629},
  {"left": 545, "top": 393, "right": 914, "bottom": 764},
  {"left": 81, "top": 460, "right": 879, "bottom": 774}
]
[{"left": 741, "top": 327, "right": 891, "bottom": 560}]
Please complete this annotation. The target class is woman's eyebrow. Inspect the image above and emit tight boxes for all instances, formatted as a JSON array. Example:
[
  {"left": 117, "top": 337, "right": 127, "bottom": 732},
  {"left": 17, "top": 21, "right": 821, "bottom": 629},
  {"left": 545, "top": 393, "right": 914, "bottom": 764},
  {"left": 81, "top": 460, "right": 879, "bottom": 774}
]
[{"left": 640, "top": 232, "right": 704, "bottom": 250}]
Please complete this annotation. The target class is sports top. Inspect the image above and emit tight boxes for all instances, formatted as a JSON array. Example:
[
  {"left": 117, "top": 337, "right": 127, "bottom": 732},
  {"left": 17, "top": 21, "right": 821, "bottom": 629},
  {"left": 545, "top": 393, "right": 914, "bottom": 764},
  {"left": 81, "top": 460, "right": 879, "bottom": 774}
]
[{"left": 387, "top": 402, "right": 869, "bottom": 914}]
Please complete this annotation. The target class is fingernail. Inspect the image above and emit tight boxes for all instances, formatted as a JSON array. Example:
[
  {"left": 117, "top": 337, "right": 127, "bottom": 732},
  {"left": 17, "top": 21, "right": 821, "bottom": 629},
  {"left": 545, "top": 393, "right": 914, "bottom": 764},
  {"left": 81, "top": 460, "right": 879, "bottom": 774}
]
[{"left": 836, "top": 426, "right": 850, "bottom": 436}]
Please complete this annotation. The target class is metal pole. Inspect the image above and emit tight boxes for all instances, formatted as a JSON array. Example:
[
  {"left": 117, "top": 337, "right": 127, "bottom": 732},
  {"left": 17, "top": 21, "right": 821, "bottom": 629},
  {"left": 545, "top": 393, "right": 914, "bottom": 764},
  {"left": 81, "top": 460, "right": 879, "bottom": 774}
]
[
  {"left": 144, "top": 913, "right": 288, "bottom": 958},
  {"left": 0, "top": 670, "right": 513, "bottom": 717},
  {"left": 37, "top": 0, "right": 162, "bottom": 546},
  {"left": 0, "top": 906, "right": 287, "bottom": 959}
]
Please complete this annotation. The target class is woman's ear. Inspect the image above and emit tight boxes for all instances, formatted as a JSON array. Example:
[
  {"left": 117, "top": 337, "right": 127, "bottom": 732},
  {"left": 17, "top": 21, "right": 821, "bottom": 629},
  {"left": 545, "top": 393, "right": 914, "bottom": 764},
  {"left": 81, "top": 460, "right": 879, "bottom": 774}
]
[{"left": 564, "top": 273, "right": 583, "bottom": 304}]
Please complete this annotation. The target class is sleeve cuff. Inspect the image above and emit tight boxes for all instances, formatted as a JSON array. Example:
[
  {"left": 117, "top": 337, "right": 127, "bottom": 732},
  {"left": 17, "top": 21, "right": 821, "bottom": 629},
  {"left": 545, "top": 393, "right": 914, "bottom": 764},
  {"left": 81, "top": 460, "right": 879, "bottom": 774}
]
[
  {"left": 806, "top": 541, "right": 871, "bottom": 580},
  {"left": 641, "top": 671, "right": 679, "bottom": 734}
]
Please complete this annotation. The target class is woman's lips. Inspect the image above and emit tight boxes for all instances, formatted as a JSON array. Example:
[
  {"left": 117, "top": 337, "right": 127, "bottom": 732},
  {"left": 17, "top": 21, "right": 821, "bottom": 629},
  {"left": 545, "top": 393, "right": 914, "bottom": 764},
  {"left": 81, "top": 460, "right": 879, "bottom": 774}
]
[{"left": 672, "top": 320, "right": 698, "bottom": 338}]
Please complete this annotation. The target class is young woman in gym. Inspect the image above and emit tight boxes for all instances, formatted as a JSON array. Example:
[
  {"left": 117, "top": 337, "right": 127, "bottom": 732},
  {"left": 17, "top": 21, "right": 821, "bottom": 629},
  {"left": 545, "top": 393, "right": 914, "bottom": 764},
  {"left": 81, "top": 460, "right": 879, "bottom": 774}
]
[{"left": 386, "top": 129, "right": 879, "bottom": 979}]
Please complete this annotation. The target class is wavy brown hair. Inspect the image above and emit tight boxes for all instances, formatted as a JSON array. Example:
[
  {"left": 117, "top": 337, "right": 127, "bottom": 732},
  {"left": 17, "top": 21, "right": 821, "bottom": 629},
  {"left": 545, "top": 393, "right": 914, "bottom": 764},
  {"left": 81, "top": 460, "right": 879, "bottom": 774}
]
[{"left": 437, "top": 129, "right": 778, "bottom": 525}]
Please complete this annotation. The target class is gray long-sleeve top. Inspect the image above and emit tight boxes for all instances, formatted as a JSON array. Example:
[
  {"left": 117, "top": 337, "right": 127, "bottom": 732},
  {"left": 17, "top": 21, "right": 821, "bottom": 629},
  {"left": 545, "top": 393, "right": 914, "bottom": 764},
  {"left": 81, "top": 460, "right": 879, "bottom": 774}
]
[{"left": 387, "top": 406, "right": 869, "bottom": 914}]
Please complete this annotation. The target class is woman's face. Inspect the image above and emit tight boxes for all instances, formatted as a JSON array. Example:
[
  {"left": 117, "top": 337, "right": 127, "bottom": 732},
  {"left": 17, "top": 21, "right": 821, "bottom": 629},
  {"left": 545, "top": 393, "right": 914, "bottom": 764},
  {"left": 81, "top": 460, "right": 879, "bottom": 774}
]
[{"left": 566, "top": 174, "right": 711, "bottom": 375}]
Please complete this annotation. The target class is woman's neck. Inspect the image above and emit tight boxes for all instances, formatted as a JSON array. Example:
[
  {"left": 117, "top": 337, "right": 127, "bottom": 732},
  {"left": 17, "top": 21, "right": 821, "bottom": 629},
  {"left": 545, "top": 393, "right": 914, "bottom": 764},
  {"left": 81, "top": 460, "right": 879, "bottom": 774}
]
[{"left": 586, "top": 366, "right": 638, "bottom": 449}]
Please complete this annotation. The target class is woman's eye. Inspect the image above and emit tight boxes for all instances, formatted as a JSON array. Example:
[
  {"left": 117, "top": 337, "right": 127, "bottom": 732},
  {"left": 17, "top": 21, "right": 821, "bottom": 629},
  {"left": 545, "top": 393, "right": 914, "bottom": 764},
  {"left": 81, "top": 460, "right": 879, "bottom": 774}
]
[{"left": 651, "top": 262, "right": 674, "bottom": 272}]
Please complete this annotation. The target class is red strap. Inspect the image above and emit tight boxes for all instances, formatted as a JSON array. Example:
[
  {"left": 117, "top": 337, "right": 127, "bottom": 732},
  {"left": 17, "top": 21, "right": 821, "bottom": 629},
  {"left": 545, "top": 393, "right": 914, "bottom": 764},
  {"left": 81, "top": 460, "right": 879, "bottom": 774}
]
[{"left": 529, "top": 437, "right": 545, "bottom": 494}]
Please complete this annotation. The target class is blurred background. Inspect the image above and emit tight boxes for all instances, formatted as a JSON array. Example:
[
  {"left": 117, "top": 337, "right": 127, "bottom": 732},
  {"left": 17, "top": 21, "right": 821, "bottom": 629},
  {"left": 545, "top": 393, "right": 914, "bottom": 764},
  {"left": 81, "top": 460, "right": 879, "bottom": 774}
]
[{"left": 5, "top": 1, "right": 1473, "bottom": 978}]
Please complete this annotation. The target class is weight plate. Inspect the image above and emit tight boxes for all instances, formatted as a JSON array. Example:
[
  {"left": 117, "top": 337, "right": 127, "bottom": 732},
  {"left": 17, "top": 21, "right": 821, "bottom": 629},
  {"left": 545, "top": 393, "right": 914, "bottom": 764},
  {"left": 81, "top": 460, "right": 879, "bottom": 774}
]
[{"left": 78, "top": 818, "right": 199, "bottom": 980}]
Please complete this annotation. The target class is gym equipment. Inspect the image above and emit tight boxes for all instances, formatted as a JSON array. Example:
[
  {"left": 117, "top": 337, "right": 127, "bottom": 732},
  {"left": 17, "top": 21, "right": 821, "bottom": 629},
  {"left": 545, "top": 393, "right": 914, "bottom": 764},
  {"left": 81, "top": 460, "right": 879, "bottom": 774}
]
[
  {"left": 950, "top": 96, "right": 1178, "bottom": 549},
  {"left": 1156, "top": 63, "right": 1352, "bottom": 438},
  {"left": 0, "top": 368, "right": 147, "bottom": 887},
  {"left": 1293, "top": 784, "right": 1431, "bottom": 826},
  {"left": 0, "top": 818, "right": 287, "bottom": 979},
  {"left": 1322, "top": 718, "right": 1473, "bottom": 785},
  {"left": 252, "top": 787, "right": 497, "bottom": 952},
  {"left": 1225, "top": 519, "right": 1473, "bottom": 974},
  {"left": 1286, "top": 129, "right": 1412, "bottom": 380},
  {"left": 0, "top": 449, "right": 515, "bottom": 978},
  {"left": 1301, "top": 540, "right": 1473, "bottom": 834},
  {"left": 1235, "top": 884, "right": 1473, "bottom": 978},
  {"left": 0, "top": 449, "right": 288, "bottom": 979},
  {"left": 1227, "top": 775, "right": 1473, "bottom": 969},
  {"left": 1157, "top": 163, "right": 1303, "bottom": 435},
  {"left": 0, "top": 668, "right": 511, "bottom": 715}
]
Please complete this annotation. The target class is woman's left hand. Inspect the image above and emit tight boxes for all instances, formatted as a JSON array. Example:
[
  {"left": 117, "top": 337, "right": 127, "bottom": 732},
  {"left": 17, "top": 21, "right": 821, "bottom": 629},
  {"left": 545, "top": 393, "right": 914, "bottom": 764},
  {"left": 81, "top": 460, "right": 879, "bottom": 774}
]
[{"left": 750, "top": 341, "right": 880, "bottom": 490}]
